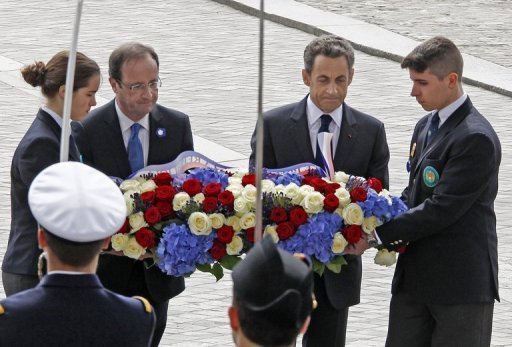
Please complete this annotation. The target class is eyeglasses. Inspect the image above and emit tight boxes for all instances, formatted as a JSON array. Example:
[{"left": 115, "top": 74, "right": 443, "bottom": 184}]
[{"left": 117, "top": 78, "right": 162, "bottom": 93}]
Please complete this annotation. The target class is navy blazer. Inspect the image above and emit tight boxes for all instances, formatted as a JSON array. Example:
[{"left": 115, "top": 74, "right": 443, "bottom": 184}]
[
  {"left": 0, "top": 273, "right": 155, "bottom": 347},
  {"left": 377, "top": 97, "right": 501, "bottom": 304},
  {"left": 250, "top": 95, "right": 390, "bottom": 309},
  {"left": 2, "top": 110, "right": 80, "bottom": 276},
  {"left": 73, "top": 99, "right": 194, "bottom": 302}
]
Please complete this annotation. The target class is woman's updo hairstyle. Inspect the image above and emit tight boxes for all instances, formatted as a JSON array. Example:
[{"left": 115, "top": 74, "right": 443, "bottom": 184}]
[{"left": 21, "top": 51, "right": 100, "bottom": 98}]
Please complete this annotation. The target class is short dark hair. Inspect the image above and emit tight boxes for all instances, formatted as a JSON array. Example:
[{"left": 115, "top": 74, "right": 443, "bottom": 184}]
[
  {"left": 109, "top": 42, "right": 159, "bottom": 82},
  {"left": 21, "top": 51, "right": 100, "bottom": 98},
  {"left": 401, "top": 36, "right": 463, "bottom": 80},
  {"left": 42, "top": 228, "right": 104, "bottom": 267},
  {"left": 303, "top": 35, "right": 355, "bottom": 72}
]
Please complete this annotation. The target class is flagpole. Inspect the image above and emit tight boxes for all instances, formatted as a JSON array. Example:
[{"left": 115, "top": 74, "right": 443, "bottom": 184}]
[
  {"left": 60, "top": 0, "right": 84, "bottom": 162},
  {"left": 254, "top": 0, "right": 265, "bottom": 242}
]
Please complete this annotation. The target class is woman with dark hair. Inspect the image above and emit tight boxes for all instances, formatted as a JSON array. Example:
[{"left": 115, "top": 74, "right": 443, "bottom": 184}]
[{"left": 2, "top": 50, "right": 101, "bottom": 296}]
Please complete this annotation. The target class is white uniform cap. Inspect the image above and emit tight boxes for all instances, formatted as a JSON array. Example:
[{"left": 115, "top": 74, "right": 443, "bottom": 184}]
[{"left": 28, "top": 162, "right": 127, "bottom": 242}]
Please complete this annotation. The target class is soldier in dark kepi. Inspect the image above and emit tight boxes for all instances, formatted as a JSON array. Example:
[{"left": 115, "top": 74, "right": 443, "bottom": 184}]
[
  {"left": 0, "top": 162, "right": 155, "bottom": 347},
  {"left": 228, "top": 236, "right": 316, "bottom": 347}
]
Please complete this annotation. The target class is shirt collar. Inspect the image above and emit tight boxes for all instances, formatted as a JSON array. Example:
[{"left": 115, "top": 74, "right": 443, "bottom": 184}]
[
  {"left": 115, "top": 100, "right": 150, "bottom": 132},
  {"left": 41, "top": 105, "right": 64, "bottom": 128},
  {"left": 306, "top": 95, "right": 343, "bottom": 128},
  {"left": 434, "top": 93, "right": 468, "bottom": 126}
]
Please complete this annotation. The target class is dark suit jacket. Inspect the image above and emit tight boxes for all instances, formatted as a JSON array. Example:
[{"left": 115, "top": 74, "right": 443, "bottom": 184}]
[
  {"left": 73, "top": 99, "right": 194, "bottom": 302},
  {"left": 0, "top": 273, "right": 155, "bottom": 347},
  {"left": 377, "top": 97, "right": 500, "bottom": 304},
  {"left": 250, "top": 95, "right": 390, "bottom": 309},
  {"left": 2, "top": 110, "right": 80, "bottom": 276}
]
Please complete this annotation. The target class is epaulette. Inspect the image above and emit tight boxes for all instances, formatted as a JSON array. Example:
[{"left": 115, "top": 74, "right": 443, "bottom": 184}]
[
  {"left": 0, "top": 303, "right": 5, "bottom": 315},
  {"left": 133, "top": 296, "right": 152, "bottom": 314}
]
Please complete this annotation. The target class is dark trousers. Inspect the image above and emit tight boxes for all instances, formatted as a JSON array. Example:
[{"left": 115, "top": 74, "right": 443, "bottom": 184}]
[
  {"left": 2, "top": 271, "right": 39, "bottom": 296},
  {"left": 302, "top": 274, "right": 348, "bottom": 347},
  {"left": 386, "top": 291, "right": 494, "bottom": 347}
]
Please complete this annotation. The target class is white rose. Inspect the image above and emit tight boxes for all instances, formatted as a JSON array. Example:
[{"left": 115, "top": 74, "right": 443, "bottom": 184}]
[
  {"left": 232, "top": 168, "right": 249, "bottom": 178},
  {"left": 331, "top": 232, "right": 348, "bottom": 254},
  {"left": 241, "top": 184, "right": 257, "bottom": 203},
  {"left": 209, "top": 213, "right": 226, "bottom": 230},
  {"left": 188, "top": 212, "right": 213, "bottom": 236},
  {"left": 140, "top": 179, "right": 157, "bottom": 193},
  {"left": 234, "top": 196, "right": 251, "bottom": 215},
  {"left": 374, "top": 249, "right": 397, "bottom": 267},
  {"left": 263, "top": 225, "right": 279, "bottom": 243},
  {"left": 228, "top": 176, "right": 242, "bottom": 186},
  {"left": 128, "top": 212, "right": 148, "bottom": 231},
  {"left": 334, "top": 207, "right": 344, "bottom": 218},
  {"left": 261, "top": 179, "right": 275, "bottom": 193},
  {"left": 123, "top": 190, "right": 139, "bottom": 202},
  {"left": 125, "top": 200, "right": 135, "bottom": 216},
  {"left": 226, "top": 184, "right": 243, "bottom": 198},
  {"left": 111, "top": 233, "right": 129, "bottom": 251},
  {"left": 334, "top": 171, "right": 350, "bottom": 184},
  {"left": 301, "top": 191, "right": 324, "bottom": 214},
  {"left": 379, "top": 189, "right": 393, "bottom": 204},
  {"left": 334, "top": 187, "right": 351, "bottom": 207},
  {"left": 284, "top": 183, "right": 302, "bottom": 204},
  {"left": 193, "top": 192, "right": 206, "bottom": 204},
  {"left": 239, "top": 212, "right": 256, "bottom": 229},
  {"left": 342, "top": 203, "right": 364, "bottom": 225},
  {"left": 226, "top": 215, "right": 241, "bottom": 232},
  {"left": 273, "top": 184, "right": 286, "bottom": 195},
  {"left": 226, "top": 235, "right": 244, "bottom": 255},
  {"left": 173, "top": 192, "right": 190, "bottom": 211},
  {"left": 119, "top": 179, "right": 141, "bottom": 193},
  {"left": 362, "top": 216, "right": 378, "bottom": 234},
  {"left": 123, "top": 237, "right": 146, "bottom": 259}
]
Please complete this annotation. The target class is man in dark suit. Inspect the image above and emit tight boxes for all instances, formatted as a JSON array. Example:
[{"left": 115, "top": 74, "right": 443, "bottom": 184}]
[
  {"left": 372, "top": 36, "right": 501, "bottom": 347},
  {"left": 73, "top": 42, "right": 193, "bottom": 346},
  {"left": 249, "top": 35, "right": 389, "bottom": 347},
  {"left": 0, "top": 161, "right": 155, "bottom": 347}
]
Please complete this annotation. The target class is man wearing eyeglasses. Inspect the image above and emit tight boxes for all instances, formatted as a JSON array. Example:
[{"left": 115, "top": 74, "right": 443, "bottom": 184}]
[{"left": 73, "top": 42, "right": 193, "bottom": 347}]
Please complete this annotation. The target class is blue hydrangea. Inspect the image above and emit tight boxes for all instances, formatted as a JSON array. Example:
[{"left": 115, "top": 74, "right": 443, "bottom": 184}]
[
  {"left": 156, "top": 223, "right": 215, "bottom": 277},
  {"left": 186, "top": 167, "right": 229, "bottom": 189},
  {"left": 279, "top": 212, "right": 342, "bottom": 263}
]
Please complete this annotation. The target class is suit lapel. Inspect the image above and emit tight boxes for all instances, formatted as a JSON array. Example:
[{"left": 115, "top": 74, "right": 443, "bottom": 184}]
[
  {"left": 103, "top": 100, "right": 132, "bottom": 175},
  {"left": 148, "top": 107, "right": 164, "bottom": 165},
  {"left": 37, "top": 110, "right": 80, "bottom": 161},
  {"left": 290, "top": 97, "right": 315, "bottom": 163},
  {"left": 333, "top": 103, "right": 358, "bottom": 169},
  {"left": 412, "top": 98, "right": 473, "bottom": 177}
]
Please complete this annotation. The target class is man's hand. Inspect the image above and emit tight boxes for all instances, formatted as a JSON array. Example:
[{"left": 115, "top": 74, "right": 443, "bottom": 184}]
[{"left": 343, "top": 234, "right": 371, "bottom": 255}]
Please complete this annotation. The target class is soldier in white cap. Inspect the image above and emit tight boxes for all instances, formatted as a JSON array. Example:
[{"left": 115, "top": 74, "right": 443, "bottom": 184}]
[
  {"left": 0, "top": 162, "right": 155, "bottom": 347},
  {"left": 229, "top": 237, "right": 316, "bottom": 347}
]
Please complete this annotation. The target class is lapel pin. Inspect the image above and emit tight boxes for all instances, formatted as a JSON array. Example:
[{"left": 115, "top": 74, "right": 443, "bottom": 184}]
[{"left": 156, "top": 128, "right": 166, "bottom": 138}]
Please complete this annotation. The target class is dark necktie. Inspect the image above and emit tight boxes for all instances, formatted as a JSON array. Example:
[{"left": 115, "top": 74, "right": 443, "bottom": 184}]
[
  {"left": 425, "top": 112, "right": 440, "bottom": 147},
  {"left": 314, "top": 114, "right": 333, "bottom": 175},
  {"left": 127, "top": 123, "right": 144, "bottom": 173}
]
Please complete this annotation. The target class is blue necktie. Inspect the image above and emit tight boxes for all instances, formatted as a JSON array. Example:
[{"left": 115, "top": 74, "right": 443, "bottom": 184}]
[
  {"left": 314, "top": 114, "right": 332, "bottom": 173},
  {"left": 425, "top": 112, "right": 440, "bottom": 146},
  {"left": 127, "top": 123, "right": 144, "bottom": 173}
]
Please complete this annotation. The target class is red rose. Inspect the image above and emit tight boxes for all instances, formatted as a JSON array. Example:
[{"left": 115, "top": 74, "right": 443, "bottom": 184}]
[
  {"left": 246, "top": 227, "right": 255, "bottom": 243},
  {"left": 118, "top": 218, "right": 130, "bottom": 234},
  {"left": 277, "top": 222, "right": 296, "bottom": 240},
  {"left": 302, "top": 176, "right": 327, "bottom": 192},
  {"left": 144, "top": 206, "right": 162, "bottom": 225},
  {"left": 270, "top": 207, "right": 288, "bottom": 224},
  {"left": 135, "top": 227, "right": 156, "bottom": 248},
  {"left": 218, "top": 190, "right": 235, "bottom": 207},
  {"left": 324, "top": 182, "right": 341, "bottom": 195},
  {"left": 155, "top": 201, "right": 174, "bottom": 219},
  {"left": 217, "top": 225, "right": 235, "bottom": 244},
  {"left": 350, "top": 187, "right": 367, "bottom": 202},
  {"left": 241, "top": 174, "right": 256, "bottom": 186},
  {"left": 203, "top": 182, "right": 222, "bottom": 197},
  {"left": 342, "top": 225, "right": 363, "bottom": 244},
  {"left": 323, "top": 193, "right": 339, "bottom": 213},
  {"left": 367, "top": 177, "right": 383, "bottom": 193},
  {"left": 300, "top": 175, "right": 317, "bottom": 187},
  {"left": 155, "top": 185, "right": 177, "bottom": 201},
  {"left": 140, "top": 191, "right": 156, "bottom": 204},
  {"left": 397, "top": 245, "right": 407, "bottom": 254},
  {"left": 289, "top": 206, "right": 308, "bottom": 227},
  {"left": 153, "top": 172, "right": 173, "bottom": 186},
  {"left": 202, "top": 197, "right": 218, "bottom": 213},
  {"left": 182, "top": 178, "right": 203, "bottom": 196},
  {"left": 209, "top": 240, "right": 227, "bottom": 260}
]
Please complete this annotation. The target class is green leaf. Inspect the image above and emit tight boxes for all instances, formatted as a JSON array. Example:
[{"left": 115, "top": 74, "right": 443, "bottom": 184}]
[
  {"left": 325, "top": 256, "right": 348, "bottom": 273},
  {"left": 196, "top": 263, "right": 212, "bottom": 273},
  {"left": 312, "top": 259, "right": 325, "bottom": 276},
  {"left": 219, "top": 255, "right": 241, "bottom": 270},
  {"left": 211, "top": 263, "right": 224, "bottom": 282}
]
